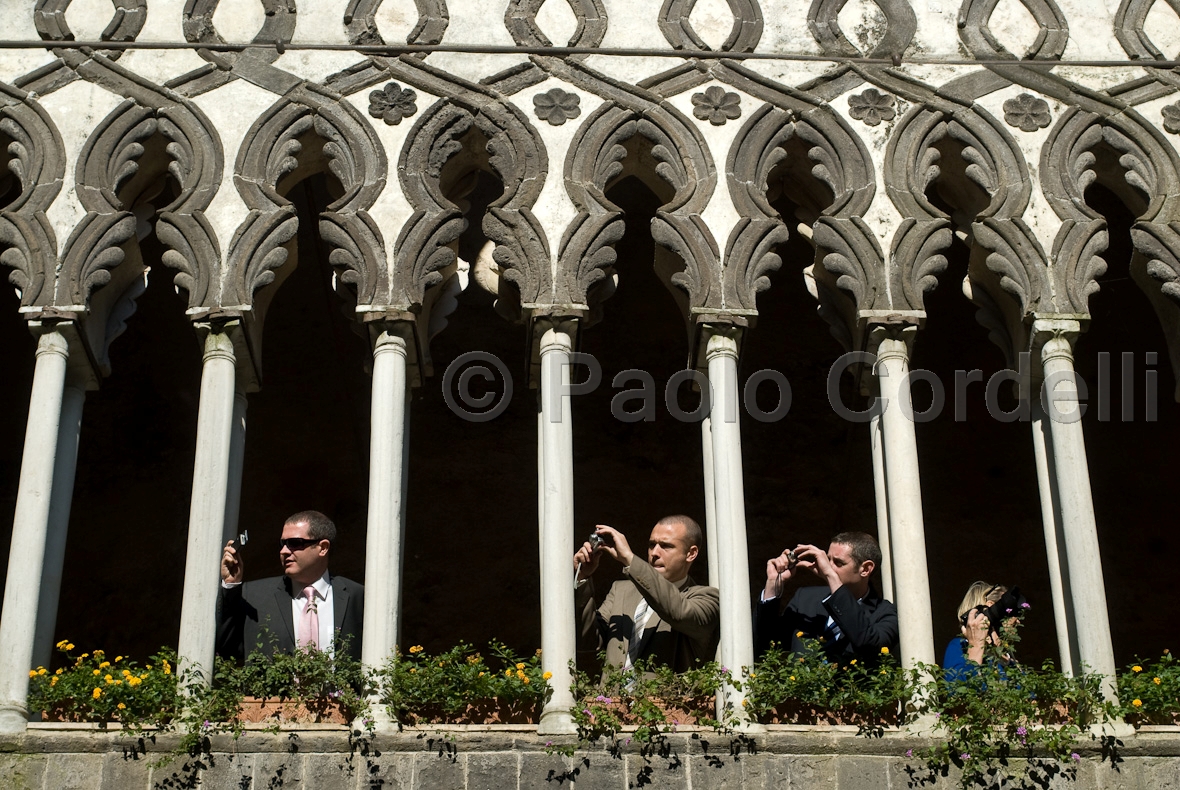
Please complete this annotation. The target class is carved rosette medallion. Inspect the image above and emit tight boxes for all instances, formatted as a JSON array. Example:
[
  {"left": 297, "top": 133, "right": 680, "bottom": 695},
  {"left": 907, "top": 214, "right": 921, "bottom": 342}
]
[
  {"left": 691, "top": 86, "right": 742, "bottom": 126},
  {"left": 1003, "top": 93, "right": 1052, "bottom": 132},
  {"left": 847, "top": 89, "right": 896, "bottom": 127},
  {"left": 533, "top": 88, "right": 581, "bottom": 126},
  {"left": 368, "top": 83, "right": 419, "bottom": 126},
  {"left": 1162, "top": 103, "right": 1180, "bottom": 135}
]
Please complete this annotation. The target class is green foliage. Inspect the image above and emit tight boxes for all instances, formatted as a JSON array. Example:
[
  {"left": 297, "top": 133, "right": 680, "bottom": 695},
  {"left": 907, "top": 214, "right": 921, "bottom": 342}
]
[
  {"left": 378, "top": 642, "right": 550, "bottom": 723},
  {"left": 233, "top": 633, "right": 373, "bottom": 723},
  {"left": 550, "top": 655, "right": 737, "bottom": 755},
  {"left": 745, "top": 640, "right": 911, "bottom": 727},
  {"left": 1117, "top": 650, "right": 1180, "bottom": 724},
  {"left": 28, "top": 642, "right": 181, "bottom": 731}
]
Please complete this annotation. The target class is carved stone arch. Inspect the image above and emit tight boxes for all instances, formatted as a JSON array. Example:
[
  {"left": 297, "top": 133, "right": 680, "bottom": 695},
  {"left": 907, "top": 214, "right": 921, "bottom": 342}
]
[
  {"left": 1042, "top": 104, "right": 1180, "bottom": 396},
  {"left": 227, "top": 86, "right": 388, "bottom": 317},
  {"left": 658, "top": 0, "right": 764, "bottom": 53},
  {"left": 722, "top": 101, "right": 881, "bottom": 350},
  {"left": 884, "top": 100, "right": 1048, "bottom": 362},
  {"left": 58, "top": 96, "right": 224, "bottom": 312},
  {"left": 558, "top": 99, "right": 720, "bottom": 318},
  {"left": 504, "top": 0, "right": 608, "bottom": 49},
  {"left": 392, "top": 94, "right": 549, "bottom": 317},
  {"left": 0, "top": 83, "right": 64, "bottom": 309}
]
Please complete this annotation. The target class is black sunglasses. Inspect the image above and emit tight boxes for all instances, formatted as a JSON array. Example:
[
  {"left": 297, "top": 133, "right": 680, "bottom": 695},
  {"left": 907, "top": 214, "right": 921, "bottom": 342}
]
[{"left": 279, "top": 537, "right": 320, "bottom": 551}]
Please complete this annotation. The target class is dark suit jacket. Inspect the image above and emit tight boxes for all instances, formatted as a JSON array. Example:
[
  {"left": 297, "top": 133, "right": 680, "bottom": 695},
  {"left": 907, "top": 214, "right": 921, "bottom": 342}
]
[
  {"left": 577, "top": 558, "right": 719, "bottom": 675},
  {"left": 753, "top": 584, "right": 898, "bottom": 665},
  {"left": 216, "top": 574, "right": 364, "bottom": 663}
]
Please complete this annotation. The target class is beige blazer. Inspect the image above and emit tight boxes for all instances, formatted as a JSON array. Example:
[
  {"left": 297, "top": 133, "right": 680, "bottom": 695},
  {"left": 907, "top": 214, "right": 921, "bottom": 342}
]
[{"left": 577, "top": 558, "right": 720, "bottom": 674}]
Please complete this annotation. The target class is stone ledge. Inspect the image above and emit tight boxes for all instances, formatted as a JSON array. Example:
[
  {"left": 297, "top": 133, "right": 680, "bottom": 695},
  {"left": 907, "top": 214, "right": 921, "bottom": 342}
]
[{"left": 0, "top": 726, "right": 1177, "bottom": 789}]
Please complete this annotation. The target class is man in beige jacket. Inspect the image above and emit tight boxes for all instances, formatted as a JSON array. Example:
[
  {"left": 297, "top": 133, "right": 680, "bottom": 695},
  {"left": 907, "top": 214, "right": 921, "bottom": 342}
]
[{"left": 573, "top": 515, "right": 719, "bottom": 675}]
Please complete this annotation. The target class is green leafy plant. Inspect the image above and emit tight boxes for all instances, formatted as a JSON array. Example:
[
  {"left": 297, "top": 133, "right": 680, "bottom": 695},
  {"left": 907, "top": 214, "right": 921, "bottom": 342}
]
[
  {"left": 913, "top": 609, "right": 1112, "bottom": 789},
  {"left": 378, "top": 642, "right": 550, "bottom": 723},
  {"left": 28, "top": 641, "right": 182, "bottom": 731},
  {"left": 745, "top": 640, "right": 912, "bottom": 728},
  {"left": 550, "top": 655, "right": 737, "bottom": 755},
  {"left": 233, "top": 633, "right": 373, "bottom": 724},
  {"left": 1117, "top": 650, "right": 1180, "bottom": 725}
]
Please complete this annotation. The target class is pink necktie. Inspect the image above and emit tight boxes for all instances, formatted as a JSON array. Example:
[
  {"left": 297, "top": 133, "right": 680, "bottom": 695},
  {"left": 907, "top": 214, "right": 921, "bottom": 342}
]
[{"left": 298, "top": 585, "right": 319, "bottom": 649}]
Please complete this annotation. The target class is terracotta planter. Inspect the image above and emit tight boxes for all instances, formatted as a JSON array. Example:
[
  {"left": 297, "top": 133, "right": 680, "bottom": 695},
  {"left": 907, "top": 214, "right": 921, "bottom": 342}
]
[
  {"left": 396, "top": 699, "right": 541, "bottom": 725},
  {"left": 758, "top": 702, "right": 898, "bottom": 726},
  {"left": 236, "top": 696, "right": 351, "bottom": 725},
  {"left": 583, "top": 697, "right": 716, "bottom": 726}
]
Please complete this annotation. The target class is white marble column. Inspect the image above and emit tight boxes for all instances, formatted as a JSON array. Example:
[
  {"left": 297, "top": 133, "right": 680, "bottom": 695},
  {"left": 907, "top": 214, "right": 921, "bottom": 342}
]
[
  {"left": 31, "top": 365, "right": 88, "bottom": 672},
  {"left": 1036, "top": 322, "right": 1117, "bottom": 698},
  {"left": 0, "top": 327, "right": 72, "bottom": 732},
  {"left": 361, "top": 325, "right": 412, "bottom": 727},
  {"left": 704, "top": 328, "right": 759, "bottom": 726},
  {"left": 871, "top": 326, "right": 936, "bottom": 669},
  {"left": 537, "top": 321, "right": 577, "bottom": 735},
  {"left": 869, "top": 406, "right": 895, "bottom": 603},
  {"left": 700, "top": 416, "right": 719, "bottom": 585},
  {"left": 221, "top": 389, "right": 248, "bottom": 545},
  {"left": 1030, "top": 382, "right": 1079, "bottom": 677},
  {"left": 177, "top": 326, "right": 239, "bottom": 685}
]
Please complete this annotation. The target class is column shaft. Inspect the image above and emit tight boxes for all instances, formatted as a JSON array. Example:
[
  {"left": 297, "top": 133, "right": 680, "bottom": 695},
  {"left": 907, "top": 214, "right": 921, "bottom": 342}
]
[
  {"left": 1030, "top": 395, "right": 1079, "bottom": 676},
  {"left": 700, "top": 416, "right": 719, "bottom": 585},
  {"left": 705, "top": 331, "right": 757, "bottom": 721},
  {"left": 176, "top": 330, "right": 238, "bottom": 684},
  {"left": 875, "top": 334, "right": 936, "bottom": 669},
  {"left": 869, "top": 409, "right": 894, "bottom": 603},
  {"left": 537, "top": 325, "right": 576, "bottom": 734},
  {"left": 1040, "top": 335, "right": 1117, "bottom": 696},
  {"left": 361, "top": 330, "right": 411, "bottom": 689},
  {"left": 221, "top": 390, "right": 248, "bottom": 544},
  {"left": 0, "top": 329, "right": 71, "bottom": 732},
  {"left": 32, "top": 372, "right": 86, "bottom": 671}
]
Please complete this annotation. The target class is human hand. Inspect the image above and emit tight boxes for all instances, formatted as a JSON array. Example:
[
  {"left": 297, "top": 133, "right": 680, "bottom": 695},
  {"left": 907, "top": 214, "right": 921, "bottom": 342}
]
[
  {"left": 962, "top": 608, "right": 990, "bottom": 647},
  {"left": 592, "top": 524, "right": 634, "bottom": 566},
  {"left": 221, "top": 540, "right": 243, "bottom": 584},
  {"left": 763, "top": 550, "right": 796, "bottom": 600},
  {"left": 574, "top": 538, "right": 602, "bottom": 580},
  {"left": 792, "top": 544, "right": 829, "bottom": 578}
]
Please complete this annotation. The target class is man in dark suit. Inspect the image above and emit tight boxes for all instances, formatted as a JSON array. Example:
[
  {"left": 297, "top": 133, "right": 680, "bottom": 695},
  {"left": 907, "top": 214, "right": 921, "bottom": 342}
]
[
  {"left": 216, "top": 510, "right": 364, "bottom": 662},
  {"left": 574, "top": 516, "right": 719, "bottom": 676},
  {"left": 753, "top": 531, "right": 898, "bottom": 665}
]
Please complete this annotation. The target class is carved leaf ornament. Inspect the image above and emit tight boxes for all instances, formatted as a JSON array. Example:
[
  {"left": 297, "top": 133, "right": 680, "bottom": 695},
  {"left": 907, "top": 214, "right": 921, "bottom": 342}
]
[{"left": 1163, "top": 104, "right": 1180, "bottom": 135}]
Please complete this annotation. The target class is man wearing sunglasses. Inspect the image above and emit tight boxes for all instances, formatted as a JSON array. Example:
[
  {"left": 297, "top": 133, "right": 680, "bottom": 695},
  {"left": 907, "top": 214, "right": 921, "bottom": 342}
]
[{"left": 216, "top": 510, "right": 364, "bottom": 662}]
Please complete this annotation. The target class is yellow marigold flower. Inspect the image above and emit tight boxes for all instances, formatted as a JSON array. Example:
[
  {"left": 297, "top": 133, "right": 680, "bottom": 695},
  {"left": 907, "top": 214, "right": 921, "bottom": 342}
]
[
  {"left": 741, "top": 699, "right": 748, "bottom": 707},
  {"left": 104, "top": 674, "right": 113, "bottom": 683},
  {"left": 796, "top": 631, "right": 804, "bottom": 638},
  {"left": 1133, "top": 665, "right": 1143, "bottom": 673},
  {"left": 113, "top": 680, "right": 121, "bottom": 685},
  {"left": 92, "top": 669, "right": 101, "bottom": 676},
  {"left": 536, "top": 649, "right": 542, "bottom": 656},
  {"left": 1154, "top": 677, "right": 1162, "bottom": 685},
  {"left": 122, "top": 669, "right": 131, "bottom": 677},
  {"left": 65, "top": 644, "right": 75, "bottom": 651},
  {"left": 439, "top": 662, "right": 444, "bottom": 667},
  {"left": 880, "top": 647, "right": 889, "bottom": 655},
  {"left": 55, "top": 669, "right": 63, "bottom": 675},
  {"left": 117, "top": 703, "right": 126, "bottom": 710},
  {"left": 80, "top": 653, "right": 89, "bottom": 659},
  {"left": 542, "top": 671, "right": 552, "bottom": 680},
  {"left": 115, "top": 657, "right": 122, "bottom": 662},
  {"left": 56, "top": 640, "right": 68, "bottom": 649},
  {"left": 750, "top": 673, "right": 757, "bottom": 678},
  {"left": 523, "top": 678, "right": 530, "bottom": 685},
  {"left": 478, "top": 672, "right": 484, "bottom": 677},
  {"left": 28, "top": 670, "right": 36, "bottom": 678},
  {"left": 505, "top": 669, "right": 513, "bottom": 677},
  {"left": 849, "top": 660, "right": 856, "bottom": 666},
  {"left": 94, "top": 649, "right": 103, "bottom": 655},
  {"left": 50, "top": 677, "right": 57, "bottom": 687},
  {"left": 516, "top": 663, "right": 525, "bottom": 670},
  {"left": 789, "top": 676, "right": 796, "bottom": 681},
  {"left": 92, "top": 688, "right": 101, "bottom": 699},
  {"left": 145, "top": 665, "right": 151, "bottom": 670},
  {"left": 409, "top": 645, "right": 423, "bottom": 654},
  {"left": 409, "top": 668, "right": 417, "bottom": 674},
  {"left": 1132, "top": 699, "right": 1143, "bottom": 707}
]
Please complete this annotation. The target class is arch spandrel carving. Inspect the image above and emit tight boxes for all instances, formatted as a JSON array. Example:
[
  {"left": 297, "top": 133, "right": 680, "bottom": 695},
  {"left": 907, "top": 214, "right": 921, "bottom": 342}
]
[
  {"left": 558, "top": 97, "right": 720, "bottom": 314},
  {"left": 0, "top": 83, "right": 65, "bottom": 309},
  {"left": 228, "top": 85, "right": 388, "bottom": 313},
  {"left": 393, "top": 94, "right": 549, "bottom": 315}
]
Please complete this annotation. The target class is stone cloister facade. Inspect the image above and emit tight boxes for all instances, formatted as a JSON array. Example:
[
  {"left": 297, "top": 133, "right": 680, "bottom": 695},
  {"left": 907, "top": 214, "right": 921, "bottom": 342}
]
[{"left": 1, "top": 0, "right": 1179, "bottom": 738}]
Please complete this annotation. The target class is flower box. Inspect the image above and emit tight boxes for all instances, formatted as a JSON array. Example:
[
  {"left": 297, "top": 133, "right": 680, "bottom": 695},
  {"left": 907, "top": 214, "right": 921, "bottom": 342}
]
[
  {"left": 396, "top": 699, "right": 541, "bottom": 725},
  {"left": 235, "top": 696, "right": 351, "bottom": 725}
]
